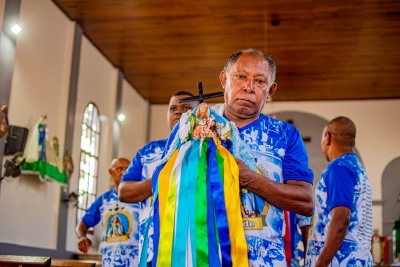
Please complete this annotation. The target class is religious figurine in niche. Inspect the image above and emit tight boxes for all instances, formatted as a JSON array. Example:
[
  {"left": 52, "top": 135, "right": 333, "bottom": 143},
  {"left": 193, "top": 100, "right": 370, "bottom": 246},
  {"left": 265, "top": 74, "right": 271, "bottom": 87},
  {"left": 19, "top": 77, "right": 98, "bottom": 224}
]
[
  {"left": 371, "top": 229, "right": 382, "bottom": 264},
  {"left": 63, "top": 150, "right": 74, "bottom": 179},
  {"left": 22, "top": 114, "right": 68, "bottom": 185},
  {"left": 51, "top": 136, "right": 60, "bottom": 156},
  {"left": 192, "top": 103, "right": 218, "bottom": 140},
  {"left": 0, "top": 105, "right": 10, "bottom": 138},
  {"left": 38, "top": 114, "right": 47, "bottom": 161}
]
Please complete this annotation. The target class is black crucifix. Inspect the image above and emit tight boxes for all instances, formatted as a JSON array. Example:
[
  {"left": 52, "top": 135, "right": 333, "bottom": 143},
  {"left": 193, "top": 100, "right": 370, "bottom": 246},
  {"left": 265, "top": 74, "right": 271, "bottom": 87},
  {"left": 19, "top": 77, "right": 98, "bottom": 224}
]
[{"left": 179, "top": 81, "right": 224, "bottom": 103}]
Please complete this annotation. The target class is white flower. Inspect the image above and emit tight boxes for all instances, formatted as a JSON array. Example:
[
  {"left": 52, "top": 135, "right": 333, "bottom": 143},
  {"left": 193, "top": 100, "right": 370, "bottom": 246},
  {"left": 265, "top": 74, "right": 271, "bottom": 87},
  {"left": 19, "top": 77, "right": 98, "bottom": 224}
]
[{"left": 219, "top": 122, "right": 232, "bottom": 140}]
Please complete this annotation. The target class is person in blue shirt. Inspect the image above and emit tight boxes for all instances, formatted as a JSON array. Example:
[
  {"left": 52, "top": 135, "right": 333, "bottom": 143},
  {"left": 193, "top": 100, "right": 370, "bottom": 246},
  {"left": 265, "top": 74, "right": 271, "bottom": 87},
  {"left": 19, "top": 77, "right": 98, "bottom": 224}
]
[
  {"left": 305, "top": 116, "right": 373, "bottom": 267},
  {"left": 118, "top": 91, "right": 198, "bottom": 266},
  {"left": 212, "top": 48, "right": 314, "bottom": 267},
  {"left": 76, "top": 157, "right": 135, "bottom": 266}
]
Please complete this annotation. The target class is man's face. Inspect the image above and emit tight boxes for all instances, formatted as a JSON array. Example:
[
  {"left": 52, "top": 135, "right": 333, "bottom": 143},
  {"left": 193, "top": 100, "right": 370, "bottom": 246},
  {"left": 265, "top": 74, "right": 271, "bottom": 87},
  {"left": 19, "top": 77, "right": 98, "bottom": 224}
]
[
  {"left": 167, "top": 95, "right": 198, "bottom": 130},
  {"left": 321, "top": 126, "right": 329, "bottom": 162},
  {"left": 109, "top": 158, "right": 130, "bottom": 186},
  {"left": 220, "top": 53, "right": 277, "bottom": 121}
]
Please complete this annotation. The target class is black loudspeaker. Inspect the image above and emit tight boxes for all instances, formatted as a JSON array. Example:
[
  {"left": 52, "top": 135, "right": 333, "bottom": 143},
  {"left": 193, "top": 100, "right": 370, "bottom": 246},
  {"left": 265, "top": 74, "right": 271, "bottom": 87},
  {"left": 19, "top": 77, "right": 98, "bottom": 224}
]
[{"left": 4, "top": 125, "right": 29, "bottom": 155}]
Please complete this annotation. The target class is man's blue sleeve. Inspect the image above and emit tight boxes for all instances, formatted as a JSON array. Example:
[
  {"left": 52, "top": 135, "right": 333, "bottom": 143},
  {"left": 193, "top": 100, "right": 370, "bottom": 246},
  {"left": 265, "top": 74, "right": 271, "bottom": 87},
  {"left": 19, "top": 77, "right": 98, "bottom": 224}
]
[
  {"left": 283, "top": 127, "right": 314, "bottom": 184},
  {"left": 326, "top": 165, "right": 355, "bottom": 211},
  {"left": 81, "top": 194, "right": 103, "bottom": 227},
  {"left": 121, "top": 149, "right": 144, "bottom": 182}
]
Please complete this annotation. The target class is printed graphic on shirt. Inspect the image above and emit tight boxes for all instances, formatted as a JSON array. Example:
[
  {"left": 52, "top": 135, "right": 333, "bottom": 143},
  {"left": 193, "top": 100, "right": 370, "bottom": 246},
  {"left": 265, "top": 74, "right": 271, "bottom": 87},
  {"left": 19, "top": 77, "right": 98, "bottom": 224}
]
[
  {"left": 212, "top": 105, "right": 313, "bottom": 267},
  {"left": 240, "top": 124, "right": 285, "bottom": 236},
  {"left": 104, "top": 205, "right": 133, "bottom": 243},
  {"left": 246, "top": 235, "right": 286, "bottom": 267},
  {"left": 102, "top": 245, "right": 139, "bottom": 267},
  {"left": 94, "top": 191, "right": 140, "bottom": 267},
  {"left": 239, "top": 119, "right": 291, "bottom": 267},
  {"left": 240, "top": 163, "right": 272, "bottom": 231}
]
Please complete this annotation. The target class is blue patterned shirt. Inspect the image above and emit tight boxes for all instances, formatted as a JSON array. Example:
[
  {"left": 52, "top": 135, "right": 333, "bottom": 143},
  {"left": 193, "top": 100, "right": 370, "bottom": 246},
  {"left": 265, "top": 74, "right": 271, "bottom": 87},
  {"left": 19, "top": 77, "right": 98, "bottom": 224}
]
[
  {"left": 305, "top": 153, "right": 373, "bottom": 266},
  {"left": 121, "top": 139, "right": 167, "bottom": 263},
  {"left": 82, "top": 188, "right": 140, "bottom": 267},
  {"left": 214, "top": 104, "right": 314, "bottom": 267}
]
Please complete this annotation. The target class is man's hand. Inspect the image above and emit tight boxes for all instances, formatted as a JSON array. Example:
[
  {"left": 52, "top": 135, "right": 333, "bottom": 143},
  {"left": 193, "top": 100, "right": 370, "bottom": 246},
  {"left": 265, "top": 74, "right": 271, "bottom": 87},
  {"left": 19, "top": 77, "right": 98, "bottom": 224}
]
[
  {"left": 77, "top": 236, "right": 92, "bottom": 253},
  {"left": 76, "top": 221, "right": 92, "bottom": 253},
  {"left": 235, "top": 158, "right": 255, "bottom": 188},
  {"left": 235, "top": 158, "right": 313, "bottom": 216}
]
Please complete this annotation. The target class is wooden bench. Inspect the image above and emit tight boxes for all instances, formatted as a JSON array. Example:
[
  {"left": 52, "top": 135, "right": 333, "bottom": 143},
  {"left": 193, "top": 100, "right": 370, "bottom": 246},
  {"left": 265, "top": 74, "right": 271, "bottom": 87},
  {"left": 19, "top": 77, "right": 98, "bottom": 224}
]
[
  {"left": 51, "top": 259, "right": 100, "bottom": 267},
  {"left": 0, "top": 255, "right": 51, "bottom": 266}
]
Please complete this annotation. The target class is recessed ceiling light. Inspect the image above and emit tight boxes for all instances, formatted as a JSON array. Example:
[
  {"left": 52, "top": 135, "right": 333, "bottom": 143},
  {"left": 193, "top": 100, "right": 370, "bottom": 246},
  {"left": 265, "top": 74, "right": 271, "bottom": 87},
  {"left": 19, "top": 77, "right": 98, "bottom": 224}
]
[
  {"left": 117, "top": 113, "right": 126, "bottom": 122},
  {"left": 10, "top": 24, "right": 22, "bottom": 35}
]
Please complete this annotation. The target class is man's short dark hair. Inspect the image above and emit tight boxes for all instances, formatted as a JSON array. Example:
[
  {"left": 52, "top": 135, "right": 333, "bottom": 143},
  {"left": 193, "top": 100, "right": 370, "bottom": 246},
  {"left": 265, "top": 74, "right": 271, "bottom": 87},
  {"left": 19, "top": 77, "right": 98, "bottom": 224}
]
[
  {"left": 173, "top": 91, "right": 194, "bottom": 97},
  {"left": 223, "top": 48, "right": 277, "bottom": 83},
  {"left": 327, "top": 116, "right": 357, "bottom": 147}
]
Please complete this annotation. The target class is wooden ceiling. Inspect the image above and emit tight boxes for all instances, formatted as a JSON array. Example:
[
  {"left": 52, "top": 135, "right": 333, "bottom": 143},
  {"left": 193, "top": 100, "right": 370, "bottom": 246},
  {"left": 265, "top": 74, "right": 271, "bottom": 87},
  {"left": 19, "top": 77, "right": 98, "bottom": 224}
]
[{"left": 53, "top": 0, "right": 400, "bottom": 104}]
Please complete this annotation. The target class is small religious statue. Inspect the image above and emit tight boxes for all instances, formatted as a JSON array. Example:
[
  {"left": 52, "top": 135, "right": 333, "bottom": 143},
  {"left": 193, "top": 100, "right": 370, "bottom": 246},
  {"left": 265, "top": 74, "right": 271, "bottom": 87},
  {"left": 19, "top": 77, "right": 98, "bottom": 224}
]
[
  {"left": 38, "top": 114, "right": 47, "bottom": 161},
  {"left": 371, "top": 229, "right": 382, "bottom": 264},
  {"left": 51, "top": 136, "right": 60, "bottom": 156},
  {"left": 22, "top": 114, "right": 68, "bottom": 185},
  {"left": 0, "top": 105, "right": 10, "bottom": 138},
  {"left": 63, "top": 150, "right": 74, "bottom": 179},
  {"left": 192, "top": 103, "right": 218, "bottom": 140}
]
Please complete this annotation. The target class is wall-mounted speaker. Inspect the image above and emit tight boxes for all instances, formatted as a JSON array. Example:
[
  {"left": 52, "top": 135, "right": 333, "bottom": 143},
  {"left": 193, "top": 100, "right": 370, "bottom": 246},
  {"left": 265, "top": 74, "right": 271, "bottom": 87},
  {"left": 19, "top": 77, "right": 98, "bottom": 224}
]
[{"left": 4, "top": 125, "right": 29, "bottom": 155}]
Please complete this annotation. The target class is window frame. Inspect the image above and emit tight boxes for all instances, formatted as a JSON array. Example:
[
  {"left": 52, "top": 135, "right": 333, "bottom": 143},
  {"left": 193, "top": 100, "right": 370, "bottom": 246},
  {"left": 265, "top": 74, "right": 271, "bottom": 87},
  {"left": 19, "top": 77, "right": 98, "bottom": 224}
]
[{"left": 76, "top": 102, "right": 101, "bottom": 224}]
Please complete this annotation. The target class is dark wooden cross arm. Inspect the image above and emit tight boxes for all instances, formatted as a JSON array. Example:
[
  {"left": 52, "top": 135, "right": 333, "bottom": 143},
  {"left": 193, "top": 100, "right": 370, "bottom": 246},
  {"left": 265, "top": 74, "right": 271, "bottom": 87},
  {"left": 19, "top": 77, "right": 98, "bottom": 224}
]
[{"left": 179, "top": 82, "right": 224, "bottom": 103}]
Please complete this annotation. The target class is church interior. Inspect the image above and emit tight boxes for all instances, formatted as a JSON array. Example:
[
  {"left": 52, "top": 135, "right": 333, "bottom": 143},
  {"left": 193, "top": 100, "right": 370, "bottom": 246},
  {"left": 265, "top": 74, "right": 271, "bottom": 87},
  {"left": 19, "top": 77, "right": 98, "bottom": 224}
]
[{"left": 0, "top": 0, "right": 399, "bottom": 266}]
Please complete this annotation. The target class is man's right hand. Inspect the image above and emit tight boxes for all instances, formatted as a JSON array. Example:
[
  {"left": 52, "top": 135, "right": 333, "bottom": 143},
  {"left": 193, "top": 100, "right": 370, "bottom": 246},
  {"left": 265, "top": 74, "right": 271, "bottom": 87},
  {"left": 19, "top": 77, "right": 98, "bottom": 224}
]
[{"left": 77, "top": 236, "right": 92, "bottom": 253}]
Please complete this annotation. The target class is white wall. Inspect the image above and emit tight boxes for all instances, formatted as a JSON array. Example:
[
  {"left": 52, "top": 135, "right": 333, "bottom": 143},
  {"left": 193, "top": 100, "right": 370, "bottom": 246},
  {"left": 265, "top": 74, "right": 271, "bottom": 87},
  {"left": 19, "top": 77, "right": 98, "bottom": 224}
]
[
  {"left": 118, "top": 80, "right": 148, "bottom": 160},
  {"left": 64, "top": 36, "right": 150, "bottom": 253},
  {"left": 149, "top": 99, "right": 400, "bottom": 234},
  {"left": 266, "top": 99, "right": 400, "bottom": 234},
  {"left": 0, "top": 0, "right": 149, "bottom": 253},
  {"left": 0, "top": 0, "right": 74, "bottom": 249},
  {"left": 65, "top": 35, "right": 119, "bottom": 252},
  {"left": 149, "top": 104, "right": 172, "bottom": 141}
]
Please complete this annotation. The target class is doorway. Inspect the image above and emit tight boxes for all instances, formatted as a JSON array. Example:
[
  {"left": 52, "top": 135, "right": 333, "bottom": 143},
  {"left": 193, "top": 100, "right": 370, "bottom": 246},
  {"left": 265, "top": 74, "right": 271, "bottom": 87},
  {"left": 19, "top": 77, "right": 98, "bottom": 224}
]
[{"left": 382, "top": 157, "right": 400, "bottom": 237}]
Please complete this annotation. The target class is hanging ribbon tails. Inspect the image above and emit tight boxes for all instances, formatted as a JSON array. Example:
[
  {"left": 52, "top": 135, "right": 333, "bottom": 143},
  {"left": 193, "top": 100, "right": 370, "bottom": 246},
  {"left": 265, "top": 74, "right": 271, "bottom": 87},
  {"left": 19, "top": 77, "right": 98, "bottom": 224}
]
[{"left": 144, "top": 103, "right": 257, "bottom": 267}]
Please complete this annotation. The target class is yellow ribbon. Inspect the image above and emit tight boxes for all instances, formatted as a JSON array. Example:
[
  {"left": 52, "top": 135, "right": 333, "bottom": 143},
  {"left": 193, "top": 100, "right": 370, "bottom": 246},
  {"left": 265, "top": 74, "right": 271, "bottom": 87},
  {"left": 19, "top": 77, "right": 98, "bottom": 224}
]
[
  {"left": 158, "top": 149, "right": 178, "bottom": 228},
  {"left": 214, "top": 137, "right": 249, "bottom": 267}
]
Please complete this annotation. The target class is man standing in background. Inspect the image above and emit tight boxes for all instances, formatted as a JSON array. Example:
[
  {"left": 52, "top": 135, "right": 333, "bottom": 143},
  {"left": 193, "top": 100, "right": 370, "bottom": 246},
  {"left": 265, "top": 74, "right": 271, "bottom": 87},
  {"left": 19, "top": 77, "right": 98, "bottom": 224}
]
[
  {"left": 76, "top": 157, "right": 135, "bottom": 266},
  {"left": 305, "top": 116, "right": 373, "bottom": 267},
  {"left": 118, "top": 91, "right": 198, "bottom": 266}
]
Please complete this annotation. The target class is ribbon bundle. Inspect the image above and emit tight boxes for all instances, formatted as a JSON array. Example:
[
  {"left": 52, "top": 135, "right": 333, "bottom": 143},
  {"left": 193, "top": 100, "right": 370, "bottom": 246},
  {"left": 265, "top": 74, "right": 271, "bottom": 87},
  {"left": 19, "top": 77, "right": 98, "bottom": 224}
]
[
  {"left": 142, "top": 104, "right": 256, "bottom": 267},
  {"left": 157, "top": 136, "right": 248, "bottom": 266}
]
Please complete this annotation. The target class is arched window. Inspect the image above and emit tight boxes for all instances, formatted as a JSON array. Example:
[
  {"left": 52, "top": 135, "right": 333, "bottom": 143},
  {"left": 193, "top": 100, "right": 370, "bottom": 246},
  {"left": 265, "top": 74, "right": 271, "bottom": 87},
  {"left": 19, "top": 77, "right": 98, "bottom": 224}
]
[{"left": 76, "top": 102, "right": 101, "bottom": 222}]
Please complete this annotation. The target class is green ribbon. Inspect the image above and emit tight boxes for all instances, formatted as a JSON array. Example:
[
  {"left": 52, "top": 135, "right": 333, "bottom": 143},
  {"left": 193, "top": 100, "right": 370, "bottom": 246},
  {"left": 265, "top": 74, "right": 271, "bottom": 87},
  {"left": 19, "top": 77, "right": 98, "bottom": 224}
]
[{"left": 196, "top": 139, "right": 209, "bottom": 266}]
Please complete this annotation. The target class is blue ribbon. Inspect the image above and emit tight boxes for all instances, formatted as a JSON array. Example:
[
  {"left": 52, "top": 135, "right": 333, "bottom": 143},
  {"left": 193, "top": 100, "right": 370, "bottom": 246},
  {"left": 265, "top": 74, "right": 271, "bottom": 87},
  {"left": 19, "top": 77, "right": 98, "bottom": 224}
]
[
  {"left": 151, "top": 163, "right": 164, "bottom": 267},
  {"left": 207, "top": 138, "right": 232, "bottom": 267},
  {"left": 188, "top": 143, "right": 199, "bottom": 266},
  {"left": 206, "top": 142, "right": 221, "bottom": 267},
  {"left": 172, "top": 142, "right": 199, "bottom": 265},
  {"left": 139, "top": 188, "right": 158, "bottom": 267}
]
